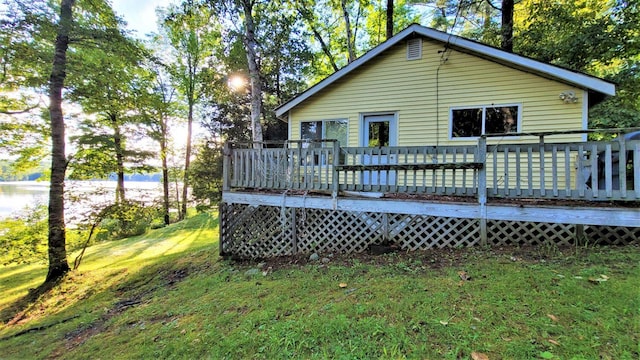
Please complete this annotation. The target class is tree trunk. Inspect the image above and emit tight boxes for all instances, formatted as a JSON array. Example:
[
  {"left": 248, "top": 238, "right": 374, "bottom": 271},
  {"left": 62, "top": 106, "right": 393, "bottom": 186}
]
[
  {"left": 181, "top": 102, "right": 193, "bottom": 219},
  {"left": 45, "top": 0, "right": 75, "bottom": 284},
  {"left": 242, "top": 0, "right": 264, "bottom": 148},
  {"left": 110, "top": 113, "right": 126, "bottom": 203},
  {"left": 386, "top": 0, "right": 394, "bottom": 39},
  {"left": 341, "top": 0, "right": 356, "bottom": 63},
  {"left": 501, "top": 0, "right": 514, "bottom": 52},
  {"left": 311, "top": 26, "right": 339, "bottom": 72},
  {"left": 160, "top": 118, "right": 170, "bottom": 225}
]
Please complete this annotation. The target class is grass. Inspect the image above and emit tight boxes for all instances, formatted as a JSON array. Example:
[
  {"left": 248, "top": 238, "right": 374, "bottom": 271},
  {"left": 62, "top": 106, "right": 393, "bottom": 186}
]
[{"left": 0, "top": 212, "right": 638, "bottom": 359}]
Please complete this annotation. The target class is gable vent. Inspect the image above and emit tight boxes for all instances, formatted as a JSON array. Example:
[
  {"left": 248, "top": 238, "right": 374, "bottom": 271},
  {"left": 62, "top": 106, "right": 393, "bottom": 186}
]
[{"left": 406, "top": 38, "right": 422, "bottom": 60}]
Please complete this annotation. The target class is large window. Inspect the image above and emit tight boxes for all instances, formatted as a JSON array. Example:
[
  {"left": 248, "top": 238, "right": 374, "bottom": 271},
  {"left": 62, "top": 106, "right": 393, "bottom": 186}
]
[
  {"left": 450, "top": 105, "right": 520, "bottom": 139},
  {"left": 300, "top": 119, "right": 348, "bottom": 165},
  {"left": 301, "top": 119, "right": 348, "bottom": 146}
]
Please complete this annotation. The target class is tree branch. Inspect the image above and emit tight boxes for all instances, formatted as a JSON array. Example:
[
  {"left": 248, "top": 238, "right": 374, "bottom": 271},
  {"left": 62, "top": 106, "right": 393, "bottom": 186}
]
[{"left": 0, "top": 104, "right": 40, "bottom": 115}]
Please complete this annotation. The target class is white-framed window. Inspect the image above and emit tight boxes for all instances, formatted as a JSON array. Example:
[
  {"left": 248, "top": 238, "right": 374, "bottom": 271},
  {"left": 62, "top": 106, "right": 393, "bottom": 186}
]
[
  {"left": 300, "top": 119, "right": 348, "bottom": 165},
  {"left": 450, "top": 104, "right": 521, "bottom": 139},
  {"left": 301, "top": 119, "right": 348, "bottom": 146}
]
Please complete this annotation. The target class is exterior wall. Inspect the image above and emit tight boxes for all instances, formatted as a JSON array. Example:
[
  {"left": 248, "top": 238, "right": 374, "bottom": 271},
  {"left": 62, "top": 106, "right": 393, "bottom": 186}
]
[{"left": 289, "top": 37, "right": 585, "bottom": 146}]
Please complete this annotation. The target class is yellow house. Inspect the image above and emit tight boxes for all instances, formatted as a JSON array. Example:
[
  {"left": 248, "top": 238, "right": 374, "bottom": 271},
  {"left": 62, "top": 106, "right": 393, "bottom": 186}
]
[
  {"left": 275, "top": 24, "right": 615, "bottom": 148},
  {"left": 220, "top": 25, "right": 640, "bottom": 259}
]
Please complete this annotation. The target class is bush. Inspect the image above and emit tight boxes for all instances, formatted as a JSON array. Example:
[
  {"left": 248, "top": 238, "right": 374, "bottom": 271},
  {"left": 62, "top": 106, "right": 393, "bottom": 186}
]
[
  {"left": 0, "top": 206, "right": 48, "bottom": 265},
  {"left": 94, "top": 201, "right": 160, "bottom": 241},
  {"left": 0, "top": 205, "right": 85, "bottom": 265}
]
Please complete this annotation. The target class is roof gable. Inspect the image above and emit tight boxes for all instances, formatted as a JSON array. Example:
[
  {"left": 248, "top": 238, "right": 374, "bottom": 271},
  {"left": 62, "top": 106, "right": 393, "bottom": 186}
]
[{"left": 275, "top": 24, "right": 615, "bottom": 118}]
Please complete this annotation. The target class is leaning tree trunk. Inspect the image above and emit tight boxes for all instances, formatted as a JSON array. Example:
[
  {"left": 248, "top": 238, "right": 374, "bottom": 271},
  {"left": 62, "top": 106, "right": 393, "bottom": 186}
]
[
  {"left": 341, "top": 0, "right": 356, "bottom": 63},
  {"left": 501, "top": 0, "right": 514, "bottom": 52},
  {"left": 45, "top": 0, "right": 75, "bottom": 284},
  {"left": 242, "top": 0, "right": 264, "bottom": 148}
]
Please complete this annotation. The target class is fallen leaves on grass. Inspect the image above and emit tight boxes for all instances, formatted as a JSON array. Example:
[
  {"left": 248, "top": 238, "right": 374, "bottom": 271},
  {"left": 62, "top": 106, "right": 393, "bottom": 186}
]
[
  {"left": 588, "top": 274, "right": 609, "bottom": 284},
  {"left": 547, "top": 314, "right": 559, "bottom": 322},
  {"left": 338, "top": 282, "right": 347, "bottom": 288},
  {"left": 471, "top": 352, "right": 490, "bottom": 360},
  {"left": 458, "top": 271, "right": 471, "bottom": 281}
]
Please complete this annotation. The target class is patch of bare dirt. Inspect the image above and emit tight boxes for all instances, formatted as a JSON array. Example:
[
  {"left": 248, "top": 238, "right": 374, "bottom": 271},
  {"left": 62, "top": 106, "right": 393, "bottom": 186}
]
[{"left": 233, "top": 245, "right": 595, "bottom": 273}]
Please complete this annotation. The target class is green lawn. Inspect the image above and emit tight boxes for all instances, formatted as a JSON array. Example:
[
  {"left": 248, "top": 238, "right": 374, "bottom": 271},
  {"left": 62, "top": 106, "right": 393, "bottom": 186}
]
[{"left": 0, "top": 212, "right": 638, "bottom": 359}]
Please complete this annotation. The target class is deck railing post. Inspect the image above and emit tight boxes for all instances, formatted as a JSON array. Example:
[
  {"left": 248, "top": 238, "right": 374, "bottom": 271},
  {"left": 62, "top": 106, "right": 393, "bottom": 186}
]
[
  {"left": 332, "top": 140, "right": 340, "bottom": 201},
  {"left": 539, "top": 135, "right": 546, "bottom": 197},
  {"left": 223, "top": 142, "right": 232, "bottom": 192},
  {"left": 618, "top": 134, "right": 627, "bottom": 198},
  {"left": 477, "top": 136, "right": 488, "bottom": 246}
]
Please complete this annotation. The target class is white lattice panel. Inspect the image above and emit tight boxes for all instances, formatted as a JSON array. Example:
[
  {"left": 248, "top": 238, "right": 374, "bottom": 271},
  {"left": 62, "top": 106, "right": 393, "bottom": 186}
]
[
  {"left": 220, "top": 203, "right": 638, "bottom": 259},
  {"left": 220, "top": 203, "right": 295, "bottom": 258},
  {"left": 584, "top": 225, "right": 640, "bottom": 245},
  {"left": 488, "top": 221, "right": 576, "bottom": 247},
  {"left": 390, "top": 214, "right": 481, "bottom": 250},
  {"left": 296, "top": 209, "right": 384, "bottom": 254}
]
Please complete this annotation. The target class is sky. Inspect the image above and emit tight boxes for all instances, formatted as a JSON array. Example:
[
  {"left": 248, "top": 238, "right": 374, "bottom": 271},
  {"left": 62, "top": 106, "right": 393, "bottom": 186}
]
[{"left": 110, "top": 0, "right": 176, "bottom": 37}]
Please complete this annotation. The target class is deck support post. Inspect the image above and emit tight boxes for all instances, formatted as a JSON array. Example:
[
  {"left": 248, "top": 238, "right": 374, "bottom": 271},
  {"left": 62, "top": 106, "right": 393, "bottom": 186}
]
[
  {"left": 477, "top": 136, "right": 488, "bottom": 245},
  {"left": 291, "top": 208, "right": 298, "bottom": 254},
  {"left": 223, "top": 142, "right": 232, "bottom": 192},
  {"left": 574, "top": 224, "right": 585, "bottom": 246},
  {"left": 382, "top": 213, "right": 389, "bottom": 243}
]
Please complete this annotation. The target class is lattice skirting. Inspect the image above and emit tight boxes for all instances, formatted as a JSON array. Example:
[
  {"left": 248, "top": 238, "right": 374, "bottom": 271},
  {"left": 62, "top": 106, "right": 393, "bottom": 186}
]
[{"left": 219, "top": 203, "right": 639, "bottom": 259}]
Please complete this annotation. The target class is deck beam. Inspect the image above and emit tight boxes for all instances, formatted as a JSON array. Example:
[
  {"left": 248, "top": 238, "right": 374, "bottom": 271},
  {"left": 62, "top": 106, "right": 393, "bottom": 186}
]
[{"left": 223, "top": 191, "right": 640, "bottom": 228}]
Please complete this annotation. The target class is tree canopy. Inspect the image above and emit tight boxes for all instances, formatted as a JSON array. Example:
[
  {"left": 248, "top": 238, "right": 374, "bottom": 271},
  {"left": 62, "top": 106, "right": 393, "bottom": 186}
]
[{"left": 0, "top": 0, "right": 638, "bottom": 284}]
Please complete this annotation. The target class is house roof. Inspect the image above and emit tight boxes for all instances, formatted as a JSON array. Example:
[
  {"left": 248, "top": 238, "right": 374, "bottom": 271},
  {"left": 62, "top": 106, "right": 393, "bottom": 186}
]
[{"left": 275, "top": 23, "right": 616, "bottom": 118}]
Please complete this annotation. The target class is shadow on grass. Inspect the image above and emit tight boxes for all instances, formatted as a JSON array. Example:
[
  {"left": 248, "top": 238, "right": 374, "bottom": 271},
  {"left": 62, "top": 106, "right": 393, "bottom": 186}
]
[
  {"left": 0, "top": 212, "right": 219, "bottom": 327},
  {"left": 76, "top": 212, "right": 218, "bottom": 270},
  {"left": 0, "top": 246, "right": 221, "bottom": 357}
]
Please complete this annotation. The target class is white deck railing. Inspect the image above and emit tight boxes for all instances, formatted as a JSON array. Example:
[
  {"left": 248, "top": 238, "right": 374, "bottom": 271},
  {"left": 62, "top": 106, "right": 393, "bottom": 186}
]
[{"left": 223, "top": 131, "right": 640, "bottom": 202}]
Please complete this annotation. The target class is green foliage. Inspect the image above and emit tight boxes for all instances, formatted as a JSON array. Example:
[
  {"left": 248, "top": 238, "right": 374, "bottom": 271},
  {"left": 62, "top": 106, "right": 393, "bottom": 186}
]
[
  {"left": 0, "top": 206, "right": 48, "bottom": 265},
  {"left": 94, "top": 201, "right": 161, "bottom": 241},
  {"left": 188, "top": 140, "right": 224, "bottom": 208},
  {"left": 0, "top": 206, "right": 85, "bottom": 265},
  {"left": 589, "top": 61, "right": 640, "bottom": 130},
  {"left": 515, "top": 0, "right": 640, "bottom": 129}
]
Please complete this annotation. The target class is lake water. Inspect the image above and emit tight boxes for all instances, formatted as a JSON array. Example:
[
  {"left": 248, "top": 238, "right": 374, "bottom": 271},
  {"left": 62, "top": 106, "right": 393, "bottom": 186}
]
[{"left": 0, "top": 181, "right": 164, "bottom": 220}]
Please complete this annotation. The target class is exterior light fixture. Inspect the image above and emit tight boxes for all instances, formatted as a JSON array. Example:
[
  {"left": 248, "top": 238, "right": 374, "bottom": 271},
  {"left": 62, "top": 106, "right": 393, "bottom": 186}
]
[{"left": 559, "top": 91, "right": 578, "bottom": 103}]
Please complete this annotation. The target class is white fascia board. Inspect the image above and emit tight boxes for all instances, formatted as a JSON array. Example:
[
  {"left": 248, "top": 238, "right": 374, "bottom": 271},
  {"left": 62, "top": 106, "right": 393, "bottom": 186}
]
[
  {"left": 412, "top": 27, "right": 616, "bottom": 96},
  {"left": 275, "top": 24, "right": 615, "bottom": 119}
]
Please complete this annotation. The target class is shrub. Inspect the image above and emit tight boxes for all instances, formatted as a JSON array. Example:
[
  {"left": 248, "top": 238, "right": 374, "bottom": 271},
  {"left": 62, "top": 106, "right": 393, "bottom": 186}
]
[
  {"left": 94, "top": 201, "right": 160, "bottom": 241},
  {"left": 0, "top": 205, "right": 85, "bottom": 265}
]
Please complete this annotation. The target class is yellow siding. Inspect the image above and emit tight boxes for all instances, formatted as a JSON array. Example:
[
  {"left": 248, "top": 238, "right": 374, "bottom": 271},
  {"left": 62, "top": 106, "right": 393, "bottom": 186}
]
[{"left": 289, "top": 37, "right": 585, "bottom": 146}]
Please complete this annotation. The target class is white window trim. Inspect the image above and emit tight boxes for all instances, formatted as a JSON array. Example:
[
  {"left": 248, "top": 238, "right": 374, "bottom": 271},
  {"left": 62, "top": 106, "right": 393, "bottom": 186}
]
[
  {"left": 300, "top": 119, "right": 349, "bottom": 166},
  {"left": 300, "top": 118, "right": 349, "bottom": 145},
  {"left": 448, "top": 103, "right": 522, "bottom": 140}
]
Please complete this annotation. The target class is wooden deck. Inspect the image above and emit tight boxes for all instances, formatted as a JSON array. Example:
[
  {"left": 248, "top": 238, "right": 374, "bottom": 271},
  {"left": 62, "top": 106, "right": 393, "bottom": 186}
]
[
  {"left": 220, "top": 131, "right": 640, "bottom": 258},
  {"left": 224, "top": 132, "right": 640, "bottom": 202}
]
